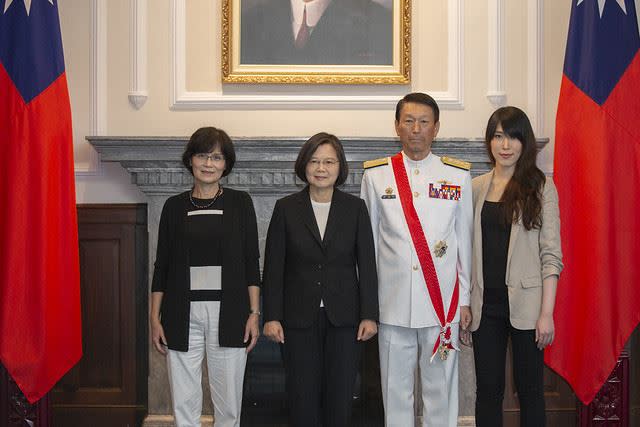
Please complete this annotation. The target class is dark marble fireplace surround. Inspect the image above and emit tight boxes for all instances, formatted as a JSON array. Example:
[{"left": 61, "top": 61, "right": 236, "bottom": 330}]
[{"left": 89, "top": 136, "right": 527, "bottom": 426}]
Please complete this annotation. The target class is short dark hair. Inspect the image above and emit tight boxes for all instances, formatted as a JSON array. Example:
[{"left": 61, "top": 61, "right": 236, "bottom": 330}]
[
  {"left": 294, "top": 132, "right": 349, "bottom": 187},
  {"left": 182, "top": 127, "right": 236, "bottom": 176},
  {"left": 395, "top": 92, "right": 440, "bottom": 123}
]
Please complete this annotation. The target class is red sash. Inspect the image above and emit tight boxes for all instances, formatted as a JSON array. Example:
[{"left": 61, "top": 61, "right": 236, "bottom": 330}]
[{"left": 391, "top": 152, "right": 459, "bottom": 360}]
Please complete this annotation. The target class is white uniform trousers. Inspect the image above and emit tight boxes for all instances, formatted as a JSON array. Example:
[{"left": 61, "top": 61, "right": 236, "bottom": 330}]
[
  {"left": 378, "top": 323, "right": 459, "bottom": 427},
  {"left": 167, "top": 301, "right": 247, "bottom": 427}
]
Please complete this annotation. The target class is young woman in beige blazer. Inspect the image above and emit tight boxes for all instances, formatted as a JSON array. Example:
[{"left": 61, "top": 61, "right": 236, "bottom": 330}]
[{"left": 463, "top": 107, "right": 563, "bottom": 427}]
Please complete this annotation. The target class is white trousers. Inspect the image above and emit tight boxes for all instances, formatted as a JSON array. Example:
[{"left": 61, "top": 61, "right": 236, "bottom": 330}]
[
  {"left": 378, "top": 323, "right": 459, "bottom": 427},
  {"left": 167, "top": 301, "right": 247, "bottom": 427}
]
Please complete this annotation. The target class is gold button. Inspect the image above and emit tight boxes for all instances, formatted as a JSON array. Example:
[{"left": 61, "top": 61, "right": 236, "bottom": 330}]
[
  {"left": 413, "top": 191, "right": 419, "bottom": 198},
  {"left": 412, "top": 265, "right": 418, "bottom": 271},
  {"left": 414, "top": 169, "right": 420, "bottom": 175}
]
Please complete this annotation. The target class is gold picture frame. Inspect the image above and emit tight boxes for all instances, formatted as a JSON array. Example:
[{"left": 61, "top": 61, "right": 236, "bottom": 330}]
[{"left": 222, "top": 0, "right": 411, "bottom": 84}]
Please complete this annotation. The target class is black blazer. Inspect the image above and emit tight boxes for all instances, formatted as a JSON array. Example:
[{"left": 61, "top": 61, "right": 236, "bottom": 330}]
[
  {"left": 151, "top": 189, "right": 260, "bottom": 350},
  {"left": 241, "top": 0, "right": 392, "bottom": 65},
  {"left": 262, "top": 187, "right": 378, "bottom": 328}
]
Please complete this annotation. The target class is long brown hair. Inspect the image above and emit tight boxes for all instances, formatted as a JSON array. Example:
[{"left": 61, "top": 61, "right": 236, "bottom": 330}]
[{"left": 485, "top": 107, "right": 545, "bottom": 230}]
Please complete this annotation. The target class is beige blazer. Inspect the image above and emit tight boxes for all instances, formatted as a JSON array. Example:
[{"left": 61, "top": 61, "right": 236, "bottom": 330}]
[{"left": 469, "top": 171, "right": 563, "bottom": 331}]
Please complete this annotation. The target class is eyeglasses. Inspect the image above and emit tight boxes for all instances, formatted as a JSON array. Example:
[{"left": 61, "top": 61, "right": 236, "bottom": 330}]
[
  {"left": 309, "top": 158, "right": 339, "bottom": 168},
  {"left": 194, "top": 153, "right": 225, "bottom": 162}
]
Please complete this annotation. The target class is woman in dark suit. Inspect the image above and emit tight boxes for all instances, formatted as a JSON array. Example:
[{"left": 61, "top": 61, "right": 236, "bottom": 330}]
[
  {"left": 262, "top": 132, "right": 379, "bottom": 427},
  {"left": 463, "top": 107, "right": 563, "bottom": 427},
  {"left": 150, "top": 127, "right": 261, "bottom": 427}
]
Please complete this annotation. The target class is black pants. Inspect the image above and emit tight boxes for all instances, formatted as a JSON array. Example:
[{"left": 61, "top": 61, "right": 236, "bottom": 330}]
[
  {"left": 472, "top": 312, "right": 546, "bottom": 427},
  {"left": 283, "top": 308, "right": 360, "bottom": 427}
]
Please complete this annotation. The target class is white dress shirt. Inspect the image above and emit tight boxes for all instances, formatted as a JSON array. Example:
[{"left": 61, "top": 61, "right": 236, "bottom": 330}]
[{"left": 290, "top": 0, "right": 332, "bottom": 38}]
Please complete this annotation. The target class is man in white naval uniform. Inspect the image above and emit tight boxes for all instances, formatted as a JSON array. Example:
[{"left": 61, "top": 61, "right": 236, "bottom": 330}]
[{"left": 361, "top": 93, "right": 473, "bottom": 427}]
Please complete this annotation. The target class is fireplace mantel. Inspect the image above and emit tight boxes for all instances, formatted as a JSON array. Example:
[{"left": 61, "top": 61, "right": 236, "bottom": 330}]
[{"left": 88, "top": 137, "right": 499, "bottom": 196}]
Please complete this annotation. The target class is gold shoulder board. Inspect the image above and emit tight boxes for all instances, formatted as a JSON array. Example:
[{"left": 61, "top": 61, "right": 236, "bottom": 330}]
[
  {"left": 363, "top": 157, "right": 389, "bottom": 169},
  {"left": 441, "top": 156, "right": 471, "bottom": 171}
]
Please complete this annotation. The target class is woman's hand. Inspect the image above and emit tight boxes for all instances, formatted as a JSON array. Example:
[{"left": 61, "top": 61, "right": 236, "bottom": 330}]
[
  {"left": 151, "top": 319, "right": 168, "bottom": 355},
  {"left": 535, "top": 313, "right": 555, "bottom": 350},
  {"left": 357, "top": 319, "right": 378, "bottom": 341},
  {"left": 263, "top": 320, "right": 285, "bottom": 344},
  {"left": 244, "top": 314, "right": 260, "bottom": 353},
  {"left": 459, "top": 305, "right": 473, "bottom": 346},
  {"left": 459, "top": 329, "right": 472, "bottom": 347},
  {"left": 459, "top": 305, "right": 472, "bottom": 331}
]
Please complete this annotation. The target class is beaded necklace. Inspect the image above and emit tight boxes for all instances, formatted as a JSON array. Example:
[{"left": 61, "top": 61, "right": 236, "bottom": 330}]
[{"left": 189, "top": 185, "right": 223, "bottom": 209}]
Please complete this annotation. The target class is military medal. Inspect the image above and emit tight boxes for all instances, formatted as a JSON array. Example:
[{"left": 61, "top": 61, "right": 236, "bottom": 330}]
[
  {"left": 434, "top": 240, "right": 448, "bottom": 258},
  {"left": 429, "top": 183, "right": 461, "bottom": 200},
  {"left": 438, "top": 328, "right": 453, "bottom": 361},
  {"left": 381, "top": 187, "right": 396, "bottom": 199},
  {"left": 438, "top": 343, "right": 450, "bottom": 360}
]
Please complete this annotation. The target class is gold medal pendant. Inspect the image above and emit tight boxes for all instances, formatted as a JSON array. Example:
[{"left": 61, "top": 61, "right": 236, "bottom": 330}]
[
  {"left": 438, "top": 328, "right": 452, "bottom": 361},
  {"left": 438, "top": 343, "right": 450, "bottom": 361},
  {"left": 434, "top": 240, "right": 448, "bottom": 258}
]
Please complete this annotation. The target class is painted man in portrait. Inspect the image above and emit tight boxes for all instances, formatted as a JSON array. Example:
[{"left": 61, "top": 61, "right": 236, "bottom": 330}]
[{"left": 241, "top": 0, "right": 393, "bottom": 65}]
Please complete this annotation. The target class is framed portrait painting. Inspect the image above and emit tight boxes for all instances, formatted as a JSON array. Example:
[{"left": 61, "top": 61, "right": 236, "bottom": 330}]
[{"left": 222, "top": 0, "right": 411, "bottom": 84}]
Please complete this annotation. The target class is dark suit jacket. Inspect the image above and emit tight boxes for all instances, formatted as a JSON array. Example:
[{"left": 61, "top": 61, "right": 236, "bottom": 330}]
[
  {"left": 151, "top": 189, "right": 260, "bottom": 350},
  {"left": 262, "top": 187, "right": 379, "bottom": 328},
  {"left": 241, "top": 0, "right": 392, "bottom": 65}
]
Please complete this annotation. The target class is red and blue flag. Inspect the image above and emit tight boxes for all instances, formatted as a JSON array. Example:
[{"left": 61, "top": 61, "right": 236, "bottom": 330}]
[
  {"left": 547, "top": 0, "right": 640, "bottom": 405},
  {"left": 0, "top": 0, "right": 82, "bottom": 403}
]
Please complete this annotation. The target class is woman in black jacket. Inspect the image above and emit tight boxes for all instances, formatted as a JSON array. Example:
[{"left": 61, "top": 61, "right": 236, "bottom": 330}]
[
  {"left": 150, "top": 127, "right": 260, "bottom": 427},
  {"left": 262, "top": 132, "right": 379, "bottom": 427}
]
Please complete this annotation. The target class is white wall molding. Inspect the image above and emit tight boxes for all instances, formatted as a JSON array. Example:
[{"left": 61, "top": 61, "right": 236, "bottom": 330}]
[
  {"left": 129, "top": 0, "right": 148, "bottom": 109},
  {"left": 487, "top": 0, "right": 506, "bottom": 106},
  {"left": 169, "top": 0, "right": 464, "bottom": 110},
  {"left": 527, "top": 0, "right": 544, "bottom": 135},
  {"left": 444, "top": 0, "right": 464, "bottom": 110},
  {"left": 75, "top": 0, "right": 107, "bottom": 176}
]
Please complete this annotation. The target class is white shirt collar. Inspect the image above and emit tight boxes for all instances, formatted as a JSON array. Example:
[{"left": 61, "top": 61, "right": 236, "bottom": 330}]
[
  {"left": 402, "top": 150, "right": 434, "bottom": 168},
  {"left": 290, "top": 0, "right": 332, "bottom": 38}
]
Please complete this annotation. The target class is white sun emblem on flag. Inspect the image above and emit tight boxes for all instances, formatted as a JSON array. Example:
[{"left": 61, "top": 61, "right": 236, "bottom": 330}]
[
  {"left": 577, "top": 0, "right": 640, "bottom": 38},
  {"left": 3, "top": 0, "right": 54, "bottom": 16},
  {"left": 577, "top": 0, "right": 626, "bottom": 17}
]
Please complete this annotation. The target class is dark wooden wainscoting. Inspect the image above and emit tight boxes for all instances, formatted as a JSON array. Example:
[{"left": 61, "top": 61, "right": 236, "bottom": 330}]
[{"left": 51, "top": 205, "right": 148, "bottom": 427}]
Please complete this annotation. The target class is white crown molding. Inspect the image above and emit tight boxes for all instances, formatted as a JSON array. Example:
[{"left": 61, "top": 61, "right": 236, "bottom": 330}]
[
  {"left": 129, "top": 0, "right": 148, "bottom": 109},
  {"left": 527, "top": 0, "right": 544, "bottom": 135},
  {"left": 487, "top": 0, "right": 506, "bottom": 106},
  {"left": 75, "top": 0, "right": 106, "bottom": 176},
  {"left": 169, "top": 0, "right": 464, "bottom": 110}
]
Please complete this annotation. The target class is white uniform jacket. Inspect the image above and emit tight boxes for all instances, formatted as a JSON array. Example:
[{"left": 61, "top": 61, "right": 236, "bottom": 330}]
[{"left": 361, "top": 152, "right": 473, "bottom": 328}]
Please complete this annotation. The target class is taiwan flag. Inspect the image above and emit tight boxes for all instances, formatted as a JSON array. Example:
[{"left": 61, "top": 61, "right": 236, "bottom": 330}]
[
  {"left": 0, "top": 0, "right": 82, "bottom": 403},
  {"left": 546, "top": 0, "right": 640, "bottom": 404}
]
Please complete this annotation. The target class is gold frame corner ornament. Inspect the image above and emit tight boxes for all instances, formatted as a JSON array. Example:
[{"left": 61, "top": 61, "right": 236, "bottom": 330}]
[{"left": 221, "top": 0, "right": 411, "bottom": 85}]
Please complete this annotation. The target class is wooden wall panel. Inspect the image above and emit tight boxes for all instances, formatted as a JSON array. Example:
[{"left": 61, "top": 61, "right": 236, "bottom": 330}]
[{"left": 51, "top": 205, "right": 148, "bottom": 427}]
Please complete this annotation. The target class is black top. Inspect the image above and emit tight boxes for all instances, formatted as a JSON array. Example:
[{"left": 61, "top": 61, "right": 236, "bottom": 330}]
[
  {"left": 262, "top": 187, "right": 379, "bottom": 328},
  {"left": 481, "top": 201, "right": 511, "bottom": 316},
  {"left": 187, "top": 195, "right": 224, "bottom": 301},
  {"left": 152, "top": 189, "right": 260, "bottom": 350}
]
